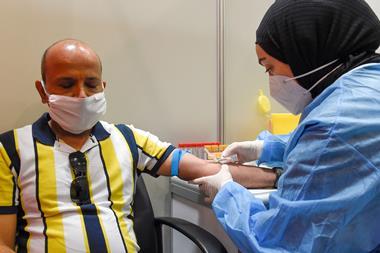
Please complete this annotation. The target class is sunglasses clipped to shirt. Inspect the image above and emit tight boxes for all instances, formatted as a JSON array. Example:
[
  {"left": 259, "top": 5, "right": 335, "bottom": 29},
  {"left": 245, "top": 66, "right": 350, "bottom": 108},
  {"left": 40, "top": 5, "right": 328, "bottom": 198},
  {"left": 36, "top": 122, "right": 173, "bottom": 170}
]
[{"left": 69, "top": 151, "right": 91, "bottom": 205}]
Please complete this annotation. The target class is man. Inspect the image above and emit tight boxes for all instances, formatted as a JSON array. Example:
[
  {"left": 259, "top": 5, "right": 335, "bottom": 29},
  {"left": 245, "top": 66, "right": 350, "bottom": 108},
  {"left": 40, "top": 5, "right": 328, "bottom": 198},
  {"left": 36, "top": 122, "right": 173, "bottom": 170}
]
[{"left": 0, "top": 39, "right": 277, "bottom": 253}]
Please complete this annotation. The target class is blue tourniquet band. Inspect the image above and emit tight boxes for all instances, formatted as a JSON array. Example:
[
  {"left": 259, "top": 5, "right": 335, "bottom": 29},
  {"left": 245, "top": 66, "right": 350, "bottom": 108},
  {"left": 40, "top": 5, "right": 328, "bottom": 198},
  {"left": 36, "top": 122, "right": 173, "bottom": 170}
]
[{"left": 171, "top": 149, "right": 187, "bottom": 176}]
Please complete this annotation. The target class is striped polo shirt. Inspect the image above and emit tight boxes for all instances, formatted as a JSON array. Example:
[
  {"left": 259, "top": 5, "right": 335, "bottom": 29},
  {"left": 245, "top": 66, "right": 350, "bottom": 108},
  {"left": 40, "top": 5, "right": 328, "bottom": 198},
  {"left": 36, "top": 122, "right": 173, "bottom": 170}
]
[{"left": 0, "top": 113, "right": 175, "bottom": 253}]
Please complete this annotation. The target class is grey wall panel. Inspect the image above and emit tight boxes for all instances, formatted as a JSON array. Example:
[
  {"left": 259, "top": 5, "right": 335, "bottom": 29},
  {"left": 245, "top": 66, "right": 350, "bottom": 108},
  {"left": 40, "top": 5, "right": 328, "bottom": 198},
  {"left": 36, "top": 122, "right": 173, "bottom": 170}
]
[{"left": 223, "top": 0, "right": 280, "bottom": 144}]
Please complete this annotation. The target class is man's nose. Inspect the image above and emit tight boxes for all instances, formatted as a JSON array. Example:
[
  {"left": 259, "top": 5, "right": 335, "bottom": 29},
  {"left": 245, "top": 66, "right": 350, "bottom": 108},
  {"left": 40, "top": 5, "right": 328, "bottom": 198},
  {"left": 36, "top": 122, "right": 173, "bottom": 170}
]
[{"left": 74, "top": 86, "right": 88, "bottom": 98}]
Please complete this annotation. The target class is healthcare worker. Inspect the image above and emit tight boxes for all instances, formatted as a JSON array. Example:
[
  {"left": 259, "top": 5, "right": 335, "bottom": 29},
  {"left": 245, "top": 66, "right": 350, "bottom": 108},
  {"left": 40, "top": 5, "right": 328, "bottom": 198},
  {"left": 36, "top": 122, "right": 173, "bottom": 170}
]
[{"left": 193, "top": 0, "right": 380, "bottom": 252}]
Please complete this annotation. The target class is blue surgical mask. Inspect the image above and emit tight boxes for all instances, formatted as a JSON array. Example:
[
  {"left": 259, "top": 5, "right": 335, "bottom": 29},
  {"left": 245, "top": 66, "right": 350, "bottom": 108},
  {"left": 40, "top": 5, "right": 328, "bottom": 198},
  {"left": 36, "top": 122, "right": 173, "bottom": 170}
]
[{"left": 269, "top": 59, "right": 343, "bottom": 115}]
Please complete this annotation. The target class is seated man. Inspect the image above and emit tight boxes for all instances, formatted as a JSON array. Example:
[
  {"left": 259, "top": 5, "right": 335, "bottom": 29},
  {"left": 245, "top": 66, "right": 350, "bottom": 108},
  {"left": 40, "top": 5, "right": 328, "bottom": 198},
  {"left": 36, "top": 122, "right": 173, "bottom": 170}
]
[{"left": 0, "top": 39, "right": 277, "bottom": 253}]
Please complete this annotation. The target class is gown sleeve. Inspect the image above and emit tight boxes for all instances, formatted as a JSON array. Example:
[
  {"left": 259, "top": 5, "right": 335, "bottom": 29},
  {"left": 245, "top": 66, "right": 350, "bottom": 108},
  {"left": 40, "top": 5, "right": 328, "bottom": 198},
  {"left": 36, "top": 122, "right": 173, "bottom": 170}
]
[{"left": 256, "top": 130, "right": 290, "bottom": 168}]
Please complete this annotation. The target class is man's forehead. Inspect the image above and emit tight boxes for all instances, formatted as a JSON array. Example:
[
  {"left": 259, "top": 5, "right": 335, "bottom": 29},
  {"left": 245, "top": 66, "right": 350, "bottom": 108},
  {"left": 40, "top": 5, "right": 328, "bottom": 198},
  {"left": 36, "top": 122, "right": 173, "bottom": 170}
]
[
  {"left": 64, "top": 43, "right": 92, "bottom": 56},
  {"left": 41, "top": 39, "right": 103, "bottom": 81},
  {"left": 46, "top": 42, "right": 97, "bottom": 62},
  {"left": 44, "top": 43, "right": 101, "bottom": 73}
]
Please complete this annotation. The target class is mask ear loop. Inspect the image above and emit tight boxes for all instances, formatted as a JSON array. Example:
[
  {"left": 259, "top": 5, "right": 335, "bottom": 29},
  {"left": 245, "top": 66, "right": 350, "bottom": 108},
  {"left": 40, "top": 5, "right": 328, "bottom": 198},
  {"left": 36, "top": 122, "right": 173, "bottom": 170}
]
[
  {"left": 305, "top": 63, "right": 344, "bottom": 93},
  {"left": 40, "top": 80, "right": 51, "bottom": 96},
  {"left": 285, "top": 59, "right": 340, "bottom": 82}
]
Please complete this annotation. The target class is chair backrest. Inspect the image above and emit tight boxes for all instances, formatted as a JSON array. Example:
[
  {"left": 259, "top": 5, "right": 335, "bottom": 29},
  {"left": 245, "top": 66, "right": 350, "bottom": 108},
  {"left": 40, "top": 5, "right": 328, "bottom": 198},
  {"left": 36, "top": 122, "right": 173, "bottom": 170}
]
[{"left": 132, "top": 176, "right": 160, "bottom": 253}]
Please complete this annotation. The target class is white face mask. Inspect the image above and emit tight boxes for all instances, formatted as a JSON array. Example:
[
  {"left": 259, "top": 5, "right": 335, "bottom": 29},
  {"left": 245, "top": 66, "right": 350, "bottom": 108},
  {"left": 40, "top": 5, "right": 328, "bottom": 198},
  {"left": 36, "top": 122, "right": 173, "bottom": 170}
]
[
  {"left": 41, "top": 81, "right": 107, "bottom": 134},
  {"left": 269, "top": 59, "right": 343, "bottom": 115}
]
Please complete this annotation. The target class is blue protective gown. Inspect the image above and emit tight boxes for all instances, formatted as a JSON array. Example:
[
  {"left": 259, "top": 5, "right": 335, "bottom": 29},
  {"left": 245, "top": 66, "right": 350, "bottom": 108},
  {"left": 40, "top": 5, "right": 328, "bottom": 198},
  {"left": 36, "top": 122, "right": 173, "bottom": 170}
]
[
  {"left": 213, "top": 63, "right": 380, "bottom": 253},
  {"left": 256, "top": 130, "right": 289, "bottom": 168}
]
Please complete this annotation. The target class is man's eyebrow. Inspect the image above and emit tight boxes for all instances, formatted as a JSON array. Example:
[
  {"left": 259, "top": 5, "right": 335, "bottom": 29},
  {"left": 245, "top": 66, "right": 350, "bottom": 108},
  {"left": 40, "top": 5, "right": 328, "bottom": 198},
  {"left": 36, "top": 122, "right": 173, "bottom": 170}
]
[
  {"left": 56, "top": 77, "right": 75, "bottom": 81},
  {"left": 85, "top": 77, "right": 101, "bottom": 81},
  {"left": 258, "top": 57, "right": 266, "bottom": 66},
  {"left": 55, "top": 77, "right": 100, "bottom": 81}
]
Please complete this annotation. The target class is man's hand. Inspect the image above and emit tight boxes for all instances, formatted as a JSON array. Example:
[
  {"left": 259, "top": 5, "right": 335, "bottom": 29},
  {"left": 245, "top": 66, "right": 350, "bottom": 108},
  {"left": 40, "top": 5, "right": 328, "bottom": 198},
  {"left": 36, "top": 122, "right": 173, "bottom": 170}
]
[
  {"left": 222, "top": 140, "right": 264, "bottom": 163},
  {"left": 191, "top": 165, "right": 233, "bottom": 203}
]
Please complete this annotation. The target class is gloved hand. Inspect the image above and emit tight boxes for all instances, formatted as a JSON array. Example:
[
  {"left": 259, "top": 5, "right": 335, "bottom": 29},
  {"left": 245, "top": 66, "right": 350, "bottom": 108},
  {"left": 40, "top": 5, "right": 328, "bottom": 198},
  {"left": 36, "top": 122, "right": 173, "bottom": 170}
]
[
  {"left": 222, "top": 140, "right": 264, "bottom": 163},
  {"left": 191, "top": 165, "right": 233, "bottom": 204}
]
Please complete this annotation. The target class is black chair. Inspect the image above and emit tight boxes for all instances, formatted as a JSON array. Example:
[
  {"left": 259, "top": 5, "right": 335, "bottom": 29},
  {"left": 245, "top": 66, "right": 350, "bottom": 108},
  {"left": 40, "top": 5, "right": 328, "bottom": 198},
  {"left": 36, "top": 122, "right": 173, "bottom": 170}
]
[{"left": 132, "top": 175, "right": 228, "bottom": 253}]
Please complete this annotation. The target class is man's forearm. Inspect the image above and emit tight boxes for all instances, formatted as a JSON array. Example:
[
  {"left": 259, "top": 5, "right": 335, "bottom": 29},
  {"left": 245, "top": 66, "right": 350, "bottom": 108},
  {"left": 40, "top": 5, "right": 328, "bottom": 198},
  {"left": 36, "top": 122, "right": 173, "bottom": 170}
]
[
  {"left": 159, "top": 152, "right": 276, "bottom": 188},
  {"left": 179, "top": 155, "right": 276, "bottom": 188},
  {"left": 228, "top": 164, "right": 276, "bottom": 189},
  {"left": 178, "top": 154, "right": 221, "bottom": 180}
]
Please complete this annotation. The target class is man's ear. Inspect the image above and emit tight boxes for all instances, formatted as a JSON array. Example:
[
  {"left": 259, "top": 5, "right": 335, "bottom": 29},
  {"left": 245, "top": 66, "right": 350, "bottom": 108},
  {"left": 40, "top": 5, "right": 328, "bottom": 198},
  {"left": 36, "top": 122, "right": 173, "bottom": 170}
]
[
  {"left": 35, "top": 80, "right": 48, "bottom": 104},
  {"left": 102, "top": 81, "right": 107, "bottom": 90}
]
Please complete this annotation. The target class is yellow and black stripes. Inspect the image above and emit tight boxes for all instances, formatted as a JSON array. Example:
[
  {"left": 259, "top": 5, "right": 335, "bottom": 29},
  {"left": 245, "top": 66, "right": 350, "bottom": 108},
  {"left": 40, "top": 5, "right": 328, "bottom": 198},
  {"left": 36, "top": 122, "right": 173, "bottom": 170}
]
[
  {"left": 17, "top": 204, "right": 30, "bottom": 253},
  {"left": 130, "top": 126, "right": 175, "bottom": 176},
  {"left": 34, "top": 140, "right": 66, "bottom": 253},
  {"left": 0, "top": 130, "right": 19, "bottom": 213},
  {"left": 80, "top": 204, "right": 108, "bottom": 253},
  {"left": 33, "top": 138, "right": 48, "bottom": 253},
  {"left": 0, "top": 129, "right": 20, "bottom": 174},
  {"left": 149, "top": 146, "right": 175, "bottom": 176},
  {"left": 99, "top": 136, "right": 137, "bottom": 253},
  {"left": 0, "top": 113, "right": 175, "bottom": 253}
]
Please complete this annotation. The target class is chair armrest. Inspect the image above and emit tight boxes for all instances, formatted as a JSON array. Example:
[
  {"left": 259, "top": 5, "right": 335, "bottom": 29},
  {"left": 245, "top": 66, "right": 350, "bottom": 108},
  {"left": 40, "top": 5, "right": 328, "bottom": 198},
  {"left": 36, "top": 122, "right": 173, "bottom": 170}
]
[{"left": 155, "top": 217, "right": 227, "bottom": 253}]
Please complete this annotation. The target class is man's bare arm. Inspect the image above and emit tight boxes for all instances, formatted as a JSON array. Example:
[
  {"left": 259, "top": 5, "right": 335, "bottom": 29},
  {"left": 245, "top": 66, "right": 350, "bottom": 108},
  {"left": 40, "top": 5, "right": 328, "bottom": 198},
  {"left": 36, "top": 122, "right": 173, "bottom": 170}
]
[
  {"left": 0, "top": 214, "right": 16, "bottom": 253},
  {"left": 158, "top": 153, "right": 276, "bottom": 188},
  {"left": 228, "top": 163, "right": 276, "bottom": 188}
]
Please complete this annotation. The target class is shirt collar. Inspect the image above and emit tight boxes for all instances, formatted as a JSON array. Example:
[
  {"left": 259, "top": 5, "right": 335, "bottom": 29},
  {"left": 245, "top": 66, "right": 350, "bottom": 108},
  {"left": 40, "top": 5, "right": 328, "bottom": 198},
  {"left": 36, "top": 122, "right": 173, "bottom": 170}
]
[
  {"left": 32, "top": 113, "right": 110, "bottom": 146},
  {"left": 92, "top": 120, "right": 111, "bottom": 141}
]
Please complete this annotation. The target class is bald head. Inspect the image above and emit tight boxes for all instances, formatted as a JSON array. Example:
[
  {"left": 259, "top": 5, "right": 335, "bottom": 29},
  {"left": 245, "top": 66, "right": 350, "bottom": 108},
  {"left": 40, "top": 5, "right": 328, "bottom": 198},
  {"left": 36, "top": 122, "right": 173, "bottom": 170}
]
[{"left": 41, "top": 39, "right": 102, "bottom": 81}]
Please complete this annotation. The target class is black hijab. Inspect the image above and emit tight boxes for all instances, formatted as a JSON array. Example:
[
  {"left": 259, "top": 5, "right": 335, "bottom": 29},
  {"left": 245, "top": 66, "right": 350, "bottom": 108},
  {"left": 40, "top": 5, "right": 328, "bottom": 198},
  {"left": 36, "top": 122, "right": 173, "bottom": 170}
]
[{"left": 256, "top": 0, "right": 380, "bottom": 98}]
